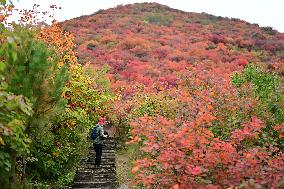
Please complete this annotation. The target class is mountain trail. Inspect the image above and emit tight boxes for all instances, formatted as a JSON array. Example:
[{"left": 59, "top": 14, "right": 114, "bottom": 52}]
[{"left": 72, "top": 137, "right": 119, "bottom": 189}]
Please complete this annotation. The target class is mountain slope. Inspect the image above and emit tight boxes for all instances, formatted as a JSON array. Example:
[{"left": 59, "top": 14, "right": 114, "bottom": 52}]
[
  {"left": 61, "top": 3, "right": 284, "bottom": 188},
  {"left": 62, "top": 3, "right": 284, "bottom": 95}
]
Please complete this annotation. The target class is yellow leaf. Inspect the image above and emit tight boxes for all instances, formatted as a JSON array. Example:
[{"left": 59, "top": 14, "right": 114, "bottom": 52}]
[
  {"left": 0, "top": 137, "right": 5, "bottom": 145},
  {"left": 52, "top": 152, "right": 59, "bottom": 158}
]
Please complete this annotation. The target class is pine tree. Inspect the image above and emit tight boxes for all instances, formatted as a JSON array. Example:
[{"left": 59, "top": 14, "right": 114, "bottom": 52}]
[{"left": 1, "top": 25, "right": 69, "bottom": 187}]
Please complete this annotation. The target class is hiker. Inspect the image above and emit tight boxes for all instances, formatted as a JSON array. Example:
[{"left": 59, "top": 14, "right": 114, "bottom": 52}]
[{"left": 91, "top": 117, "right": 108, "bottom": 167}]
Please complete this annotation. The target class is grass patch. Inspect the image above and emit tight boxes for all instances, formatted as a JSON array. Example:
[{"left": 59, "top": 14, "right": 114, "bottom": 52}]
[
  {"left": 143, "top": 13, "right": 173, "bottom": 26},
  {"left": 116, "top": 143, "right": 141, "bottom": 187}
]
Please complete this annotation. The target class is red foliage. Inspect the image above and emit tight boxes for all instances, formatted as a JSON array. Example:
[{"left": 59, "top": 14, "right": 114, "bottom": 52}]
[
  {"left": 128, "top": 115, "right": 283, "bottom": 188},
  {"left": 231, "top": 117, "right": 265, "bottom": 144},
  {"left": 61, "top": 3, "right": 284, "bottom": 188}
]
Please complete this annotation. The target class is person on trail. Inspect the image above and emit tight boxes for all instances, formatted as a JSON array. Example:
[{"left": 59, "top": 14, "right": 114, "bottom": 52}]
[{"left": 91, "top": 117, "right": 108, "bottom": 167}]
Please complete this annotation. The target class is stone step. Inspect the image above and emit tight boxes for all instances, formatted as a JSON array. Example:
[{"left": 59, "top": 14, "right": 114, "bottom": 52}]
[
  {"left": 91, "top": 151, "right": 114, "bottom": 154},
  {"left": 78, "top": 172, "right": 115, "bottom": 176},
  {"left": 89, "top": 150, "right": 115, "bottom": 153},
  {"left": 76, "top": 171, "right": 115, "bottom": 177},
  {"left": 72, "top": 138, "right": 117, "bottom": 189},
  {"left": 102, "top": 148, "right": 115, "bottom": 150},
  {"left": 103, "top": 142, "right": 115, "bottom": 145},
  {"left": 86, "top": 157, "right": 115, "bottom": 161},
  {"left": 77, "top": 164, "right": 116, "bottom": 172},
  {"left": 75, "top": 174, "right": 117, "bottom": 182},
  {"left": 84, "top": 153, "right": 115, "bottom": 159},
  {"left": 91, "top": 144, "right": 115, "bottom": 147},
  {"left": 103, "top": 145, "right": 115, "bottom": 147},
  {"left": 102, "top": 147, "right": 115, "bottom": 150},
  {"left": 73, "top": 181, "right": 119, "bottom": 188},
  {"left": 83, "top": 160, "right": 115, "bottom": 165},
  {"left": 88, "top": 155, "right": 115, "bottom": 159},
  {"left": 89, "top": 147, "right": 115, "bottom": 150},
  {"left": 89, "top": 152, "right": 115, "bottom": 155},
  {"left": 89, "top": 154, "right": 115, "bottom": 158},
  {"left": 81, "top": 164, "right": 116, "bottom": 169},
  {"left": 74, "top": 171, "right": 117, "bottom": 178},
  {"left": 84, "top": 161, "right": 115, "bottom": 165},
  {"left": 78, "top": 167, "right": 115, "bottom": 172},
  {"left": 90, "top": 150, "right": 111, "bottom": 153},
  {"left": 87, "top": 155, "right": 116, "bottom": 160},
  {"left": 89, "top": 148, "right": 115, "bottom": 152},
  {"left": 73, "top": 187, "right": 114, "bottom": 189},
  {"left": 89, "top": 153, "right": 115, "bottom": 157},
  {"left": 92, "top": 140, "right": 114, "bottom": 143},
  {"left": 82, "top": 159, "right": 115, "bottom": 163},
  {"left": 75, "top": 170, "right": 116, "bottom": 178},
  {"left": 89, "top": 149, "right": 115, "bottom": 152},
  {"left": 82, "top": 162, "right": 116, "bottom": 167},
  {"left": 81, "top": 178, "right": 117, "bottom": 183}
]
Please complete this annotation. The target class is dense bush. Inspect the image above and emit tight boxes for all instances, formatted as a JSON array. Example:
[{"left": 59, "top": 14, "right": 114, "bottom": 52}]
[
  {"left": 127, "top": 65, "right": 284, "bottom": 188},
  {"left": 62, "top": 4, "right": 284, "bottom": 188},
  {"left": 0, "top": 5, "right": 115, "bottom": 188},
  {"left": 0, "top": 61, "right": 33, "bottom": 187}
]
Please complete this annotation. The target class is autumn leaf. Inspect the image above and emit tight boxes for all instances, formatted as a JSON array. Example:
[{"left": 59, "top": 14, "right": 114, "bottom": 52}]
[
  {"left": 132, "top": 166, "right": 140, "bottom": 174},
  {"left": 0, "top": 137, "right": 5, "bottom": 145},
  {"left": 172, "top": 184, "right": 179, "bottom": 189},
  {"left": 191, "top": 166, "right": 202, "bottom": 176}
]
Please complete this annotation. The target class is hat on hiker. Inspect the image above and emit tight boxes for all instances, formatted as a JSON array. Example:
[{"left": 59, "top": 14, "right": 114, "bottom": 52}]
[{"left": 98, "top": 117, "right": 106, "bottom": 125}]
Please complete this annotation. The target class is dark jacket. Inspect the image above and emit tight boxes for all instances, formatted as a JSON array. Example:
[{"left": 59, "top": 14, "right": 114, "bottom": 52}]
[{"left": 93, "top": 124, "right": 107, "bottom": 144}]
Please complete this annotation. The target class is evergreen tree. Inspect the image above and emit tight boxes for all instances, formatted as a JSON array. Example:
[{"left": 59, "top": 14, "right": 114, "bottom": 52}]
[{"left": 1, "top": 25, "right": 69, "bottom": 187}]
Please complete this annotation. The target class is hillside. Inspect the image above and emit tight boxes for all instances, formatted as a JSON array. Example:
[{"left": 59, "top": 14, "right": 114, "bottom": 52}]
[
  {"left": 61, "top": 3, "right": 284, "bottom": 188},
  {"left": 62, "top": 3, "right": 284, "bottom": 95},
  {"left": 2, "top": 2, "right": 284, "bottom": 188}
]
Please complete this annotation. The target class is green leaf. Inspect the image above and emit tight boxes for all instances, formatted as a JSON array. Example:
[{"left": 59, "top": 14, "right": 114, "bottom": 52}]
[
  {"left": 11, "top": 51, "right": 17, "bottom": 62},
  {"left": 0, "top": 0, "right": 6, "bottom": 5},
  {"left": 0, "top": 81, "right": 8, "bottom": 90},
  {"left": 0, "top": 61, "right": 5, "bottom": 72}
]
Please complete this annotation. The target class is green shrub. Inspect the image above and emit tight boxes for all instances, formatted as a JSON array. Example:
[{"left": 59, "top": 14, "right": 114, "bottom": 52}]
[
  {"left": 144, "top": 13, "right": 173, "bottom": 26},
  {"left": 0, "top": 60, "right": 33, "bottom": 188},
  {"left": 232, "top": 64, "right": 284, "bottom": 150}
]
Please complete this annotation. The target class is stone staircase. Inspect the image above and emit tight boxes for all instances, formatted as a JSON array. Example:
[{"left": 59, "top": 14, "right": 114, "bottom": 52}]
[{"left": 72, "top": 137, "right": 118, "bottom": 189}]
